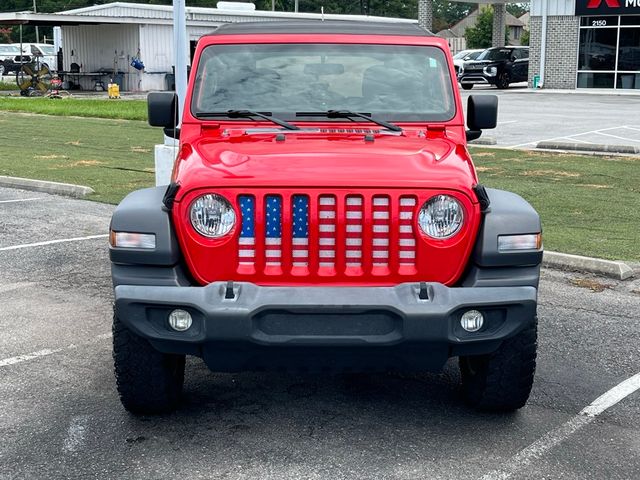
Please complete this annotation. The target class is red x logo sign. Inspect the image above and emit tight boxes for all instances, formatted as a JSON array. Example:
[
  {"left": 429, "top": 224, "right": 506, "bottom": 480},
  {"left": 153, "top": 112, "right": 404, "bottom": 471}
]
[{"left": 587, "top": 0, "right": 621, "bottom": 7}]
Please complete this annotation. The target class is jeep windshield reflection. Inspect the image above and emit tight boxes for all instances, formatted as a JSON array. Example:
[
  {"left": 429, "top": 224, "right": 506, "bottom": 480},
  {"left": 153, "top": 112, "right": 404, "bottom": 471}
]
[{"left": 192, "top": 43, "right": 456, "bottom": 122}]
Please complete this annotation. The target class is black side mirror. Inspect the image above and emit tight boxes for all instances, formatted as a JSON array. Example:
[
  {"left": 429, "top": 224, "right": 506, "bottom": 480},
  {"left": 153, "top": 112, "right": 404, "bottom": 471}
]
[
  {"left": 148, "top": 92, "right": 180, "bottom": 138},
  {"left": 466, "top": 94, "right": 498, "bottom": 142}
]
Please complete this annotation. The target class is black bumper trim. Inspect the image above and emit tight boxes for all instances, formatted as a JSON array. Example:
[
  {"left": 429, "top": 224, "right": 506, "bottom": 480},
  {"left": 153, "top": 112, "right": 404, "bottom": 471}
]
[{"left": 115, "top": 282, "right": 536, "bottom": 351}]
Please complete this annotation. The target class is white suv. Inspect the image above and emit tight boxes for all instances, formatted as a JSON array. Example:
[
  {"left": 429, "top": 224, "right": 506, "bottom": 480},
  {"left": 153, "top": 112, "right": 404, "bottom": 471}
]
[
  {"left": 0, "top": 44, "right": 24, "bottom": 76},
  {"left": 12, "top": 43, "right": 57, "bottom": 72}
]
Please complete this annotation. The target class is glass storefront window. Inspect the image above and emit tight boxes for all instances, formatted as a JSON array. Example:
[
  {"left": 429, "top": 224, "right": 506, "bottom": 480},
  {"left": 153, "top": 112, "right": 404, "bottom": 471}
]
[
  {"left": 578, "top": 29, "right": 617, "bottom": 70},
  {"left": 577, "top": 15, "right": 640, "bottom": 89},
  {"left": 620, "top": 16, "right": 640, "bottom": 26},
  {"left": 616, "top": 73, "right": 640, "bottom": 89},
  {"left": 580, "top": 16, "right": 618, "bottom": 27},
  {"left": 577, "top": 72, "right": 615, "bottom": 88},
  {"left": 618, "top": 28, "right": 640, "bottom": 71}
]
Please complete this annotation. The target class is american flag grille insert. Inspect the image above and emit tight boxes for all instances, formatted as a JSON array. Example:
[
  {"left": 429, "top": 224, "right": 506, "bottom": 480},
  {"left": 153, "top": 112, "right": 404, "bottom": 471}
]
[{"left": 236, "top": 193, "right": 418, "bottom": 276}]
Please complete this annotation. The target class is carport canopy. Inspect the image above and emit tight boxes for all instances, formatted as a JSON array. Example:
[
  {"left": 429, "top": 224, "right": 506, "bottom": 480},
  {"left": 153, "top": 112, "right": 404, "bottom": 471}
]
[{"left": 0, "top": 11, "right": 198, "bottom": 27}]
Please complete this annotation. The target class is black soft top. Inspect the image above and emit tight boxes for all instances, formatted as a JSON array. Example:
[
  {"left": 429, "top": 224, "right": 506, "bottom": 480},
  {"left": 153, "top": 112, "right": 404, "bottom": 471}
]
[{"left": 208, "top": 20, "right": 433, "bottom": 37}]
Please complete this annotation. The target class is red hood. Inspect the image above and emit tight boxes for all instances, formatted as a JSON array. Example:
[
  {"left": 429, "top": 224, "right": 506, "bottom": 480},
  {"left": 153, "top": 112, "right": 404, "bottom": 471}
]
[{"left": 173, "top": 128, "right": 478, "bottom": 201}]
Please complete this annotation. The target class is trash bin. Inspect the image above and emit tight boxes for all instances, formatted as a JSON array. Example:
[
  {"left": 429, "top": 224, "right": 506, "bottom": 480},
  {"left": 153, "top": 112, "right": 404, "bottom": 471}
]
[{"left": 533, "top": 75, "right": 540, "bottom": 89}]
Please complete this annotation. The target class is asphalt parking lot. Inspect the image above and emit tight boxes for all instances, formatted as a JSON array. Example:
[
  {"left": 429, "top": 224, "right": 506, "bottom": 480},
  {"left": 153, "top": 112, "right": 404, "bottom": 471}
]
[
  {"left": 1, "top": 186, "right": 639, "bottom": 479},
  {"left": 461, "top": 86, "right": 640, "bottom": 150}
]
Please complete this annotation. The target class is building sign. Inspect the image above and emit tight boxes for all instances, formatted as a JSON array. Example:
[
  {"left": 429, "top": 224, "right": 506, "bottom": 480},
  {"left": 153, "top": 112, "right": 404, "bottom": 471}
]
[{"left": 576, "top": 0, "right": 640, "bottom": 15}]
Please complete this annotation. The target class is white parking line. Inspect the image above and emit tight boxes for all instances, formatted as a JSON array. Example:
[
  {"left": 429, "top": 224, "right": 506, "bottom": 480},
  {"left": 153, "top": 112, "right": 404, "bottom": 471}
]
[
  {"left": 0, "top": 333, "right": 112, "bottom": 368},
  {"left": 592, "top": 131, "right": 640, "bottom": 144},
  {"left": 480, "top": 371, "right": 640, "bottom": 480},
  {"left": 0, "top": 234, "right": 108, "bottom": 252},
  {"left": 581, "top": 372, "right": 640, "bottom": 417},
  {"left": 0, "top": 348, "right": 63, "bottom": 367},
  {"left": 508, "top": 126, "right": 629, "bottom": 149},
  {"left": 0, "top": 197, "right": 42, "bottom": 204}
]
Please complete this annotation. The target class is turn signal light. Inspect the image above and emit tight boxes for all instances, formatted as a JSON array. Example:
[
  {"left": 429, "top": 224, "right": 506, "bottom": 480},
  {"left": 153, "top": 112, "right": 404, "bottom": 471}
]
[
  {"left": 109, "top": 231, "right": 156, "bottom": 249},
  {"left": 498, "top": 233, "right": 542, "bottom": 252}
]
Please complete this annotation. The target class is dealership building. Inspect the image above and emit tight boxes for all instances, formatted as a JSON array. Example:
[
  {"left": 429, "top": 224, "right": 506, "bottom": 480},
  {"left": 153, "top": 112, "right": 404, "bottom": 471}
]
[{"left": 529, "top": 0, "right": 640, "bottom": 90}]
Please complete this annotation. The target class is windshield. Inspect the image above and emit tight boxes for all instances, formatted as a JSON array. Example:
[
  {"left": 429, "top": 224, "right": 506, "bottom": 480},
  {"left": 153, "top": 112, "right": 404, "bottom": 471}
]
[
  {"left": 39, "top": 45, "right": 55, "bottom": 55},
  {"left": 0, "top": 45, "right": 20, "bottom": 54},
  {"left": 192, "top": 43, "right": 456, "bottom": 122},
  {"left": 453, "top": 50, "right": 470, "bottom": 60},
  {"left": 466, "top": 51, "right": 483, "bottom": 61},
  {"left": 476, "top": 48, "right": 512, "bottom": 61}
]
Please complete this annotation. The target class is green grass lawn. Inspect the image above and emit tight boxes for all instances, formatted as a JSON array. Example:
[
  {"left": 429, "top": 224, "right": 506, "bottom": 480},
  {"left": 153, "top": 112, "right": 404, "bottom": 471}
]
[
  {"left": 0, "top": 109, "right": 638, "bottom": 261},
  {"left": 0, "top": 96, "right": 147, "bottom": 120},
  {"left": 472, "top": 148, "right": 640, "bottom": 262},
  {"left": 0, "top": 111, "right": 157, "bottom": 203}
]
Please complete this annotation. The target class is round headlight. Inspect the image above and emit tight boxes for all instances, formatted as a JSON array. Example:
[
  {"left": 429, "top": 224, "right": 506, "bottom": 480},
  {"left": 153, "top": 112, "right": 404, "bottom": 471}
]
[
  {"left": 418, "top": 195, "right": 464, "bottom": 239},
  {"left": 190, "top": 194, "right": 236, "bottom": 238}
]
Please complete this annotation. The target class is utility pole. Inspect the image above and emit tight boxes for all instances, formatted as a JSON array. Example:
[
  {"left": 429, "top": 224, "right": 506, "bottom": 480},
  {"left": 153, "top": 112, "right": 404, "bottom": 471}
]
[
  {"left": 33, "top": 0, "right": 39, "bottom": 43},
  {"left": 294, "top": 0, "right": 299, "bottom": 13},
  {"left": 272, "top": 0, "right": 275, "bottom": 11}
]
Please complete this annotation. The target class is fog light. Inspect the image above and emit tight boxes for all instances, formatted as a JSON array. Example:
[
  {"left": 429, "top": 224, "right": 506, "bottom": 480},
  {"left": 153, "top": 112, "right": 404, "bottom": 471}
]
[
  {"left": 168, "top": 309, "right": 192, "bottom": 331},
  {"left": 461, "top": 310, "right": 484, "bottom": 332}
]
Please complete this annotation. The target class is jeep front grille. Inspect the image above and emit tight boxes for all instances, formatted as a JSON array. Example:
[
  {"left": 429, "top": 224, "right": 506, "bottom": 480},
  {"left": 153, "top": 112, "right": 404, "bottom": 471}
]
[{"left": 236, "top": 192, "right": 418, "bottom": 277}]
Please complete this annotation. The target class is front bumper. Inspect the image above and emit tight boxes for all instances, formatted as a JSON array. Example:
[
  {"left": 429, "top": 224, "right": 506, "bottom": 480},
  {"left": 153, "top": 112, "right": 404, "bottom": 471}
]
[
  {"left": 114, "top": 282, "right": 536, "bottom": 372},
  {"left": 459, "top": 74, "right": 495, "bottom": 86}
]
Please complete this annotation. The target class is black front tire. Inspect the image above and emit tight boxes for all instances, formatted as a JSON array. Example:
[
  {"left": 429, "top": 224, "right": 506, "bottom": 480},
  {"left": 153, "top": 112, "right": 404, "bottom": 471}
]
[
  {"left": 496, "top": 72, "right": 511, "bottom": 89},
  {"left": 460, "top": 319, "right": 537, "bottom": 411},
  {"left": 461, "top": 83, "right": 474, "bottom": 90},
  {"left": 113, "top": 313, "right": 185, "bottom": 414}
]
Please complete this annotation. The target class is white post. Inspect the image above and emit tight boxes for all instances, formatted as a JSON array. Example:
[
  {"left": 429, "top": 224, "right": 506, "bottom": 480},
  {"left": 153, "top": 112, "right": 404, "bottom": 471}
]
[
  {"left": 539, "top": 0, "right": 548, "bottom": 88},
  {"left": 155, "top": 0, "right": 188, "bottom": 186},
  {"left": 173, "top": 0, "right": 188, "bottom": 121}
]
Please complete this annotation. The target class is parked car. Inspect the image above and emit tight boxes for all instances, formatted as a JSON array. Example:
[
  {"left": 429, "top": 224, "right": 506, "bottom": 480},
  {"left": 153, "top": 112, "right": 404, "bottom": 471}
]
[
  {"left": 12, "top": 43, "right": 57, "bottom": 72},
  {"left": 0, "top": 44, "right": 30, "bottom": 75},
  {"left": 452, "top": 49, "right": 484, "bottom": 76},
  {"left": 459, "top": 46, "right": 529, "bottom": 90}
]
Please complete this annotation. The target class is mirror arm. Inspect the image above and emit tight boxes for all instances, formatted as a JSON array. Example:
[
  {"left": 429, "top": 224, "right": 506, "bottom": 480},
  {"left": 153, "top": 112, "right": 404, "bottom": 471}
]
[
  {"left": 163, "top": 127, "right": 181, "bottom": 139},
  {"left": 466, "top": 129, "right": 482, "bottom": 142}
]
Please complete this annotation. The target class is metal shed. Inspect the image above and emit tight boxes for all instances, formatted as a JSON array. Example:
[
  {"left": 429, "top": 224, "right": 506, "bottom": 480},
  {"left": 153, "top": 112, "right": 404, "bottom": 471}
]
[{"left": 1, "top": 2, "right": 418, "bottom": 92}]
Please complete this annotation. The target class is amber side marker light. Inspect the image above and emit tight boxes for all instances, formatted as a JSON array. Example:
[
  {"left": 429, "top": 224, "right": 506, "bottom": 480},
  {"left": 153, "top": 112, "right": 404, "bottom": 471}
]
[
  {"left": 109, "top": 231, "right": 156, "bottom": 249},
  {"left": 497, "top": 233, "right": 542, "bottom": 252}
]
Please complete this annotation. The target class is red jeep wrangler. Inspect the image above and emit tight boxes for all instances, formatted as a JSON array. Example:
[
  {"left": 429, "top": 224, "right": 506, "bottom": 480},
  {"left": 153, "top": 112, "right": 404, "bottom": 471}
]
[{"left": 109, "top": 21, "right": 542, "bottom": 414}]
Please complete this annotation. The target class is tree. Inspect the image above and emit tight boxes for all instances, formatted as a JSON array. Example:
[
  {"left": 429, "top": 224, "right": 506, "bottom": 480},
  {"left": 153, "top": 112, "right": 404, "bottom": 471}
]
[
  {"left": 464, "top": 7, "right": 493, "bottom": 49},
  {"left": 506, "top": 2, "right": 528, "bottom": 18},
  {"left": 520, "top": 28, "right": 530, "bottom": 46}
]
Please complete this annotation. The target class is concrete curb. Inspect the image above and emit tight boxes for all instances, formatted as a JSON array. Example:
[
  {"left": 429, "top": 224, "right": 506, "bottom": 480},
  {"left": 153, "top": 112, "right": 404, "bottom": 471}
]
[
  {"left": 0, "top": 176, "right": 94, "bottom": 198},
  {"left": 468, "top": 136, "right": 497, "bottom": 146},
  {"left": 543, "top": 251, "right": 635, "bottom": 281},
  {"left": 536, "top": 141, "right": 640, "bottom": 155}
]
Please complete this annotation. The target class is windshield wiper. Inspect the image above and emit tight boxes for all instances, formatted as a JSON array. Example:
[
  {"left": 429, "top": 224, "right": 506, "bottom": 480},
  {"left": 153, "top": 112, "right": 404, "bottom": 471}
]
[
  {"left": 296, "top": 110, "right": 402, "bottom": 132},
  {"left": 196, "top": 110, "right": 300, "bottom": 131}
]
